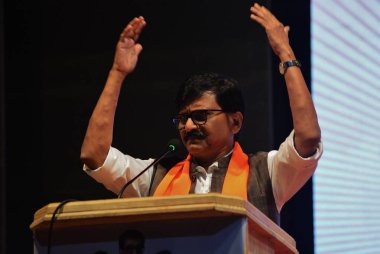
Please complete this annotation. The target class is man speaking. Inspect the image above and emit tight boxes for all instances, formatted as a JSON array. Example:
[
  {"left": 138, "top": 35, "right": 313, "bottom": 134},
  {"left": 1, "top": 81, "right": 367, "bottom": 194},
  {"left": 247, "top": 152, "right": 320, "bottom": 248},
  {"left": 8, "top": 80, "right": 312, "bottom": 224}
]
[{"left": 80, "top": 3, "right": 323, "bottom": 225}]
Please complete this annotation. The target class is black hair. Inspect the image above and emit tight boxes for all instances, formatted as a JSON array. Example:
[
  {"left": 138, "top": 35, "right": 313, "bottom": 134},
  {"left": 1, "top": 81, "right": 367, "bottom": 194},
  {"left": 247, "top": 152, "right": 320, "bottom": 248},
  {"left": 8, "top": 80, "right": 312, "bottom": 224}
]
[{"left": 175, "top": 72, "right": 245, "bottom": 115}]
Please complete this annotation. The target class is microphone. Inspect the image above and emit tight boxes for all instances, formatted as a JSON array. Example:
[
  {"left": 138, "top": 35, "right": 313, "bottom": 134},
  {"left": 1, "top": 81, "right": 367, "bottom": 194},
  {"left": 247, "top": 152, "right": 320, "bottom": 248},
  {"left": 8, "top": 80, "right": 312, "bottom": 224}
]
[{"left": 117, "top": 138, "right": 181, "bottom": 198}]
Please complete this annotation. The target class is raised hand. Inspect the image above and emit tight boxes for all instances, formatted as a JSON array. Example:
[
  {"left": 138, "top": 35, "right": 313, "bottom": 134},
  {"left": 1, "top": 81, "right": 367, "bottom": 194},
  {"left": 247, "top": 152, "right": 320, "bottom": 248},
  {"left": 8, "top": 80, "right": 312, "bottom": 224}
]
[
  {"left": 250, "top": 3, "right": 294, "bottom": 61},
  {"left": 112, "top": 16, "right": 147, "bottom": 76}
]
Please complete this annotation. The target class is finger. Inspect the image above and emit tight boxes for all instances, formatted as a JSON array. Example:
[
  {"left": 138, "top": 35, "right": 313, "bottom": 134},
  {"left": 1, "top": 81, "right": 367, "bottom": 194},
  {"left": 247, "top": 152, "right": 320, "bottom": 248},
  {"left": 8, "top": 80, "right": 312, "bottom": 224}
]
[
  {"left": 252, "top": 3, "right": 270, "bottom": 15},
  {"left": 284, "top": 26, "right": 290, "bottom": 34},
  {"left": 121, "top": 17, "right": 143, "bottom": 40},
  {"left": 260, "top": 5, "right": 282, "bottom": 24},
  {"left": 251, "top": 3, "right": 279, "bottom": 24},
  {"left": 125, "top": 17, "right": 145, "bottom": 41},
  {"left": 125, "top": 25, "right": 136, "bottom": 39},
  {"left": 122, "top": 37, "right": 135, "bottom": 48},
  {"left": 128, "top": 17, "right": 142, "bottom": 29},
  {"left": 134, "top": 43, "right": 143, "bottom": 55},
  {"left": 120, "top": 25, "right": 129, "bottom": 39},
  {"left": 250, "top": 4, "right": 265, "bottom": 18},
  {"left": 120, "top": 24, "right": 134, "bottom": 41},
  {"left": 132, "top": 17, "right": 147, "bottom": 41},
  {"left": 250, "top": 4, "right": 266, "bottom": 24},
  {"left": 250, "top": 14, "right": 266, "bottom": 27}
]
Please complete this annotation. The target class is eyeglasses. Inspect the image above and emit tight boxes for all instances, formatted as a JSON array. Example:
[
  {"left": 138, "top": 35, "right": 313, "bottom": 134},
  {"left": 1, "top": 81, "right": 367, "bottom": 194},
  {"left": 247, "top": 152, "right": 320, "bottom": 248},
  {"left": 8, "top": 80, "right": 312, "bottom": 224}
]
[{"left": 172, "top": 109, "right": 227, "bottom": 129}]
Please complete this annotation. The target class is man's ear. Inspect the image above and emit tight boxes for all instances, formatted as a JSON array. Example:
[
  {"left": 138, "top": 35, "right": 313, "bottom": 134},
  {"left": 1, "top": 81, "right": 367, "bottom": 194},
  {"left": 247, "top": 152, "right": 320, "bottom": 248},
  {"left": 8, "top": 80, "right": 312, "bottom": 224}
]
[{"left": 230, "top": 112, "right": 243, "bottom": 134}]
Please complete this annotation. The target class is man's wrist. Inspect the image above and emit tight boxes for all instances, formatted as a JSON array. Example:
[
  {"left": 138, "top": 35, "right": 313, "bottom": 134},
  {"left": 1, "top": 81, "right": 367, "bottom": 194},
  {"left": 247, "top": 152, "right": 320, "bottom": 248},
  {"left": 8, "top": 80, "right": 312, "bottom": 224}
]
[
  {"left": 278, "top": 47, "right": 295, "bottom": 62},
  {"left": 279, "top": 59, "right": 301, "bottom": 75},
  {"left": 109, "top": 68, "right": 128, "bottom": 81}
]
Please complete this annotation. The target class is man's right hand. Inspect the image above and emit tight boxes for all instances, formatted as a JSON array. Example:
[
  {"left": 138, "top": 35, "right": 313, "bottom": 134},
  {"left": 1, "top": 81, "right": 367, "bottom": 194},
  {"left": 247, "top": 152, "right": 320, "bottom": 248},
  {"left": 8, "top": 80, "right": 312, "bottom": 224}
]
[
  {"left": 112, "top": 16, "right": 147, "bottom": 76},
  {"left": 80, "top": 17, "right": 147, "bottom": 169}
]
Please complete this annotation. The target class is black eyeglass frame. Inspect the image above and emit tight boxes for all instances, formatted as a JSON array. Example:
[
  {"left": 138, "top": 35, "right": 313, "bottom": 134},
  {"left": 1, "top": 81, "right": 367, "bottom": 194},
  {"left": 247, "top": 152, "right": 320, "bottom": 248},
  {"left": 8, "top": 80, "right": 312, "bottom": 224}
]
[{"left": 172, "top": 109, "right": 228, "bottom": 129}]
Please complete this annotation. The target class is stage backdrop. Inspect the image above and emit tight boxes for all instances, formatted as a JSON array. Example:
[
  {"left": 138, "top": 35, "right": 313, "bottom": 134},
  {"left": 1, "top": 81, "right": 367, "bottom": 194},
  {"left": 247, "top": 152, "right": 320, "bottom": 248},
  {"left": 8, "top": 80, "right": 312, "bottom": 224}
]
[{"left": 312, "top": 0, "right": 380, "bottom": 253}]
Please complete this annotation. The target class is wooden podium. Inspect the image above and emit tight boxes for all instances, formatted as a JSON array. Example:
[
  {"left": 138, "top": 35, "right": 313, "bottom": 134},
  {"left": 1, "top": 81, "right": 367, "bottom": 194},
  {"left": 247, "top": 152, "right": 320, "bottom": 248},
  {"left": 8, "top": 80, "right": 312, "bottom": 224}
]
[{"left": 30, "top": 194, "right": 298, "bottom": 254}]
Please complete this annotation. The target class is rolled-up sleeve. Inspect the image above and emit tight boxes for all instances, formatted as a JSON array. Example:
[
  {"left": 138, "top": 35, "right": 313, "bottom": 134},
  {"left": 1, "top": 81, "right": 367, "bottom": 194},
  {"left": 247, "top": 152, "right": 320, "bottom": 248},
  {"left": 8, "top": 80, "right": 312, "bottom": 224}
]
[
  {"left": 268, "top": 130, "right": 323, "bottom": 212},
  {"left": 83, "top": 147, "right": 155, "bottom": 198}
]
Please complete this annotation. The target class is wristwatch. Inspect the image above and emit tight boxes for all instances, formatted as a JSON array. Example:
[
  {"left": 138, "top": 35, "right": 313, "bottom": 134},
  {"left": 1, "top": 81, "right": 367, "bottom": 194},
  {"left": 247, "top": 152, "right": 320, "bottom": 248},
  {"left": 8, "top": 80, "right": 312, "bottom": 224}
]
[{"left": 279, "top": 59, "right": 301, "bottom": 75}]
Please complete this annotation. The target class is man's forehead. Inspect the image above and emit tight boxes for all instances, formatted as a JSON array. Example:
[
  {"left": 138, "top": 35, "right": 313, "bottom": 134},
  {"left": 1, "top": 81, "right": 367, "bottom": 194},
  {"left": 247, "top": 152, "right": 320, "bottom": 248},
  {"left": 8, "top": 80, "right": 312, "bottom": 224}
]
[{"left": 179, "top": 92, "right": 220, "bottom": 113}]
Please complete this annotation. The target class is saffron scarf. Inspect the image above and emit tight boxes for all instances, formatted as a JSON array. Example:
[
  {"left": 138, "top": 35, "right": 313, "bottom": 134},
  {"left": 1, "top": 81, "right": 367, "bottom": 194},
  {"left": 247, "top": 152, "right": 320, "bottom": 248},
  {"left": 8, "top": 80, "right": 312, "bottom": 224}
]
[{"left": 153, "top": 142, "right": 249, "bottom": 199}]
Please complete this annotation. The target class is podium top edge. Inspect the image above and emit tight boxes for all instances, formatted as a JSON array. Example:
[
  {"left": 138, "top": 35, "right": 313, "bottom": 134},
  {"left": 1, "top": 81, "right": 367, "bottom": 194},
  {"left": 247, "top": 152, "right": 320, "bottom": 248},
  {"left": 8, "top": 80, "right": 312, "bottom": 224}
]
[
  {"left": 31, "top": 194, "right": 246, "bottom": 227},
  {"left": 33, "top": 193, "right": 245, "bottom": 215}
]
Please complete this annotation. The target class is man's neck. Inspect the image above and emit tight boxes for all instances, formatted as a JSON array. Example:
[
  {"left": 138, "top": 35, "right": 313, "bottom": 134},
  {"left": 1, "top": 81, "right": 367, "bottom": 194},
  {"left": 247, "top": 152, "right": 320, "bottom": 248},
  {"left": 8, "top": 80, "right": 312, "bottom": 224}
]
[{"left": 192, "top": 148, "right": 234, "bottom": 168}]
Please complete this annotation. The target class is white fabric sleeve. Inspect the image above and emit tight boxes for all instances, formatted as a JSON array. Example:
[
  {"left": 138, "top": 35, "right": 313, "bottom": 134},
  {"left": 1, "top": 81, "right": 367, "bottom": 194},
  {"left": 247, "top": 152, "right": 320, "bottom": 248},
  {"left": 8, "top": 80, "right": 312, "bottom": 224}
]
[
  {"left": 83, "top": 147, "right": 155, "bottom": 198},
  {"left": 268, "top": 130, "right": 323, "bottom": 212}
]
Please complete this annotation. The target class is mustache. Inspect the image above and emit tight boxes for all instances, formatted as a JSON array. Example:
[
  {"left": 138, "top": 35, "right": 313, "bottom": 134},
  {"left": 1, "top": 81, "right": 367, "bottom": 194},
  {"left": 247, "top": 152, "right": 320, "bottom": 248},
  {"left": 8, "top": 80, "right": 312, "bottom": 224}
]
[{"left": 184, "top": 130, "right": 206, "bottom": 141}]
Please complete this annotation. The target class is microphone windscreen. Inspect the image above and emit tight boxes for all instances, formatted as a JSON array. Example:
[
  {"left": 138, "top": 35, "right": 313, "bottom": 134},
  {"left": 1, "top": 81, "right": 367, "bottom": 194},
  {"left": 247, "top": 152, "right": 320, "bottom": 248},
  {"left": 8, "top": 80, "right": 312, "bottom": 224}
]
[{"left": 167, "top": 138, "right": 181, "bottom": 151}]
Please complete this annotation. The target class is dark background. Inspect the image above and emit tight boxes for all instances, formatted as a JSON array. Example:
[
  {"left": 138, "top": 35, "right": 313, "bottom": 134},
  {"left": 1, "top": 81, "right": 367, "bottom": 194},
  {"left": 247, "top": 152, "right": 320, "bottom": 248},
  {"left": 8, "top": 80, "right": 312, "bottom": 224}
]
[{"left": 0, "top": 0, "right": 312, "bottom": 253}]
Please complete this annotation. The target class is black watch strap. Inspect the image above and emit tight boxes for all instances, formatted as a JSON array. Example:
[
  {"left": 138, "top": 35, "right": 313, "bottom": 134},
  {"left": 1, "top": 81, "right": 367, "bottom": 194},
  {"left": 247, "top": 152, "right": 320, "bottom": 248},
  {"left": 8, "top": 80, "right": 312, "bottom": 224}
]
[{"left": 279, "top": 59, "right": 301, "bottom": 75}]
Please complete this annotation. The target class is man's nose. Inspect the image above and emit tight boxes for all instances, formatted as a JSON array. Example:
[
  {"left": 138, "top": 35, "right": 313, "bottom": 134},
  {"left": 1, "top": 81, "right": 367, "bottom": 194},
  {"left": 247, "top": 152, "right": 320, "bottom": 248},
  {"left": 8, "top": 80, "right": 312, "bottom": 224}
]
[{"left": 184, "top": 117, "right": 198, "bottom": 131}]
